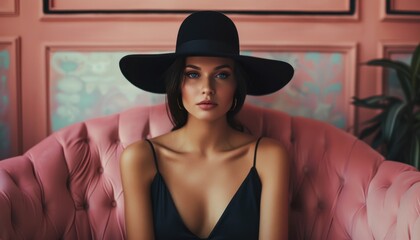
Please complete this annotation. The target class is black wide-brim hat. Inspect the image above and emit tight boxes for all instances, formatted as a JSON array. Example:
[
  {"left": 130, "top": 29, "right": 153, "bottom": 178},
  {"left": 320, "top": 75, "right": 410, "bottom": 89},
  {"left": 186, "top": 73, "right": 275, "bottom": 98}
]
[{"left": 119, "top": 11, "right": 294, "bottom": 96}]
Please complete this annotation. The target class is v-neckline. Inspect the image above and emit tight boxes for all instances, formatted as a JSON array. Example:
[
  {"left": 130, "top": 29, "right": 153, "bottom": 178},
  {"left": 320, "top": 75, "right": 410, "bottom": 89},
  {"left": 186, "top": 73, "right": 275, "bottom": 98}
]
[{"left": 153, "top": 166, "right": 257, "bottom": 239}]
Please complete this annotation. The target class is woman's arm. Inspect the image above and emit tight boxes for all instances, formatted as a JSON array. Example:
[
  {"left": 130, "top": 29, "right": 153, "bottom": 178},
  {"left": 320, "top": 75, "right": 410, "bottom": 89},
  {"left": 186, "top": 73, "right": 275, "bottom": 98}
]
[
  {"left": 257, "top": 138, "right": 290, "bottom": 240},
  {"left": 120, "top": 141, "right": 157, "bottom": 240}
]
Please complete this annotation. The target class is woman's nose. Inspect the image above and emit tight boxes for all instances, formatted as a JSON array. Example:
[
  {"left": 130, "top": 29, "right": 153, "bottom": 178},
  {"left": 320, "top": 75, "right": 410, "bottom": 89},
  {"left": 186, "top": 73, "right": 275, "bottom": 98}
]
[
  {"left": 201, "top": 77, "right": 215, "bottom": 95},
  {"left": 202, "top": 87, "right": 215, "bottom": 95}
]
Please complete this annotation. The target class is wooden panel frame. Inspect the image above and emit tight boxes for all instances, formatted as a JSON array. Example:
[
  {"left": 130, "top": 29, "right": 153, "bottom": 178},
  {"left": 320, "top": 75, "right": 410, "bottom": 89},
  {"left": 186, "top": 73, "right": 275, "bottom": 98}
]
[
  {"left": 381, "top": 0, "right": 420, "bottom": 21},
  {"left": 0, "top": 0, "right": 18, "bottom": 15},
  {"left": 0, "top": 37, "right": 21, "bottom": 159},
  {"left": 44, "top": 42, "right": 356, "bottom": 133},
  {"left": 377, "top": 41, "right": 418, "bottom": 94},
  {"left": 41, "top": 0, "right": 358, "bottom": 21}
]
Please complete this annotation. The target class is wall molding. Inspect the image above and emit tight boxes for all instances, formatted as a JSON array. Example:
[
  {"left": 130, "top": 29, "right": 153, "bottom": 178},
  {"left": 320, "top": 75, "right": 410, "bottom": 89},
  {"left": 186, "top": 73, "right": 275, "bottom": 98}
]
[
  {"left": 377, "top": 41, "right": 418, "bottom": 95},
  {"left": 0, "top": 0, "right": 18, "bottom": 15},
  {"left": 43, "top": 0, "right": 355, "bottom": 15},
  {"left": 0, "top": 36, "right": 21, "bottom": 158},
  {"left": 381, "top": 0, "right": 420, "bottom": 21},
  {"left": 41, "top": 0, "right": 358, "bottom": 21}
]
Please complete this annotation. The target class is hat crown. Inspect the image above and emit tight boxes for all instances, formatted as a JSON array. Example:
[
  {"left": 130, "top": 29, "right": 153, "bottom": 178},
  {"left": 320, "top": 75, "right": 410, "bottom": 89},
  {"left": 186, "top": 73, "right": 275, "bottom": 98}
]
[
  {"left": 176, "top": 11, "right": 240, "bottom": 55},
  {"left": 119, "top": 11, "right": 294, "bottom": 96}
]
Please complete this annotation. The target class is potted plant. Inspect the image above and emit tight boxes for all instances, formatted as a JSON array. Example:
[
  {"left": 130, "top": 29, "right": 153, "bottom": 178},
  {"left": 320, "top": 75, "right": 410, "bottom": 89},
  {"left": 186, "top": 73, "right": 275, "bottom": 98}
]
[{"left": 352, "top": 43, "right": 420, "bottom": 169}]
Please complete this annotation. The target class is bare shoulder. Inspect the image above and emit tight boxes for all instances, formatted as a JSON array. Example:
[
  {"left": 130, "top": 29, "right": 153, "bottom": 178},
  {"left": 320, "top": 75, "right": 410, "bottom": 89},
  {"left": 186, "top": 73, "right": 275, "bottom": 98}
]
[
  {"left": 257, "top": 137, "right": 289, "bottom": 161},
  {"left": 120, "top": 140, "right": 157, "bottom": 183},
  {"left": 256, "top": 137, "right": 290, "bottom": 182},
  {"left": 120, "top": 140, "right": 157, "bottom": 239},
  {"left": 257, "top": 137, "right": 290, "bottom": 239}
]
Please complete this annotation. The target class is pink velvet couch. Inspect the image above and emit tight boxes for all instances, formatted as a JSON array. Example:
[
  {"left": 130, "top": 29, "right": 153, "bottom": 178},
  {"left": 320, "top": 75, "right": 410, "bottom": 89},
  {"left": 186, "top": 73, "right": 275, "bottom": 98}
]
[{"left": 1, "top": 104, "right": 419, "bottom": 240}]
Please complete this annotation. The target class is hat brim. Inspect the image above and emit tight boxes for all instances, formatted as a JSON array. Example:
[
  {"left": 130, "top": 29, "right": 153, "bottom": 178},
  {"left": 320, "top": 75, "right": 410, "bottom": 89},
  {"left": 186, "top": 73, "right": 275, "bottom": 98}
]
[{"left": 119, "top": 53, "right": 294, "bottom": 96}]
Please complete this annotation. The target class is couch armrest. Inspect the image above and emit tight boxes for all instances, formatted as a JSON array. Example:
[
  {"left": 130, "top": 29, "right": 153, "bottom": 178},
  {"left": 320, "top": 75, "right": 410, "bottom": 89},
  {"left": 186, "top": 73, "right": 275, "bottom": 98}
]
[
  {"left": 367, "top": 161, "right": 420, "bottom": 239},
  {"left": 0, "top": 156, "right": 46, "bottom": 240},
  {"left": 0, "top": 134, "right": 91, "bottom": 240}
]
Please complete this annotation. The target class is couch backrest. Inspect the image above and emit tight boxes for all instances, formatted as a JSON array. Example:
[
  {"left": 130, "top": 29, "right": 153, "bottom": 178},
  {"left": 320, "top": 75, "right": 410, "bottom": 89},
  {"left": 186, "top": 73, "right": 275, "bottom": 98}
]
[{"left": 1, "top": 104, "right": 418, "bottom": 240}]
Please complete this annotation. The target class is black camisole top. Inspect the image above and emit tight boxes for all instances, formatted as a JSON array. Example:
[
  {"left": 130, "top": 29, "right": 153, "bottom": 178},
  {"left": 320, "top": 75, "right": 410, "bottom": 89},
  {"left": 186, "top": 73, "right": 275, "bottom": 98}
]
[{"left": 146, "top": 138, "right": 263, "bottom": 240}]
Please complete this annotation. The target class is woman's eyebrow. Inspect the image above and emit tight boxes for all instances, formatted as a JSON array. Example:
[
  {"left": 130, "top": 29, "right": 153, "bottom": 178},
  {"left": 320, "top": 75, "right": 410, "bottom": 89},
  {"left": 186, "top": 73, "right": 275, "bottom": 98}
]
[
  {"left": 185, "top": 64, "right": 233, "bottom": 70},
  {"left": 185, "top": 64, "right": 200, "bottom": 70},
  {"left": 214, "top": 64, "right": 233, "bottom": 70}
]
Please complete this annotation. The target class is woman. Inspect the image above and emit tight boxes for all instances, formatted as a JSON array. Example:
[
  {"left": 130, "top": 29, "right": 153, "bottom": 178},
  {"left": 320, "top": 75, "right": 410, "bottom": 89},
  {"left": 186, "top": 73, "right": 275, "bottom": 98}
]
[{"left": 119, "top": 11, "right": 294, "bottom": 240}]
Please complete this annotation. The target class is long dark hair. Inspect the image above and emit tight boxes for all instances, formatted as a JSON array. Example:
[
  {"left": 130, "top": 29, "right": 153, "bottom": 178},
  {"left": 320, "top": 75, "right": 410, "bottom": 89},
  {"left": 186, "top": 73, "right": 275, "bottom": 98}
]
[{"left": 164, "top": 57, "right": 248, "bottom": 131}]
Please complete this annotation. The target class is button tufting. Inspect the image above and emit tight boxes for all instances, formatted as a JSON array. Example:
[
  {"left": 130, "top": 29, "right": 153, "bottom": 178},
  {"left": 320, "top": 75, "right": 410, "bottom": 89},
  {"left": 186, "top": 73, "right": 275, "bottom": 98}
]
[
  {"left": 111, "top": 200, "right": 117, "bottom": 208},
  {"left": 317, "top": 201, "right": 325, "bottom": 210},
  {"left": 66, "top": 178, "right": 71, "bottom": 190},
  {"left": 339, "top": 177, "right": 345, "bottom": 185},
  {"left": 98, "top": 167, "right": 104, "bottom": 174},
  {"left": 303, "top": 166, "right": 310, "bottom": 174}
]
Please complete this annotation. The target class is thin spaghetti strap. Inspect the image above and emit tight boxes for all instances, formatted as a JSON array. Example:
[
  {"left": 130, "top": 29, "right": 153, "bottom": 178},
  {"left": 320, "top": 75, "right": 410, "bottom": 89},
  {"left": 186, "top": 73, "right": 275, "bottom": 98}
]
[
  {"left": 253, "top": 137, "right": 263, "bottom": 167},
  {"left": 145, "top": 139, "right": 160, "bottom": 173}
]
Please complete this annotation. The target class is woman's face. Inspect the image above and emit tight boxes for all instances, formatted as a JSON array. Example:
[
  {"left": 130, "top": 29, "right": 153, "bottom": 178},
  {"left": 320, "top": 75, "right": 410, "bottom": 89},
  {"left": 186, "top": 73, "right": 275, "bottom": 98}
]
[{"left": 181, "top": 56, "right": 237, "bottom": 123}]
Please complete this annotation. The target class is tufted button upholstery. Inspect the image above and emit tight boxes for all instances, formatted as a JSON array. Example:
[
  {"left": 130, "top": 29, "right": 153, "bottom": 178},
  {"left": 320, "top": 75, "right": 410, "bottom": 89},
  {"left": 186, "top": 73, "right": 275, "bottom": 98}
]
[{"left": 1, "top": 104, "right": 419, "bottom": 239}]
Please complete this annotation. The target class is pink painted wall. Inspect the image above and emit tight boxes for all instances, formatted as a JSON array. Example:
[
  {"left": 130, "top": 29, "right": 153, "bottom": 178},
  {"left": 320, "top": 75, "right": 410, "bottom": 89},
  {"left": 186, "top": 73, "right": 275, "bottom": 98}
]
[{"left": 0, "top": 0, "right": 419, "bottom": 159}]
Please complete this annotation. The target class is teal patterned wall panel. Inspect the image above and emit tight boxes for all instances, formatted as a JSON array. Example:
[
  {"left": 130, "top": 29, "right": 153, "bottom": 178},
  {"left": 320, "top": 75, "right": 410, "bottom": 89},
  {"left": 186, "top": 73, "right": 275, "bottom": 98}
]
[
  {"left": 49, "top": 51, "right": 165, "bottom": 132},
  {"left": 49, "top": 50, "right": 348, "bottom": 131},
  {"left": 0, "top": 48, "right": 11, "bottom": 159},
  {"left": 246, "top": 51, "right": 347, "bottom": 129}
]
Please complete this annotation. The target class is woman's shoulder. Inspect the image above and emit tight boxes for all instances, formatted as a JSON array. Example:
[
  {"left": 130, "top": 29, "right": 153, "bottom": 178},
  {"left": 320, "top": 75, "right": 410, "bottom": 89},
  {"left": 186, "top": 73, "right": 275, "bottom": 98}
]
[
  {"left": 120, "top": 139, "right": 157, "bottom": 180},
  {"left": 122, "top": 139, "right": 155, "bottom": 161},
  {"left": 255, "top": 137, "right": 290, "bottom": 180},
  {"left": 258, "top": 137, "right": 288, "bottom": 154}
]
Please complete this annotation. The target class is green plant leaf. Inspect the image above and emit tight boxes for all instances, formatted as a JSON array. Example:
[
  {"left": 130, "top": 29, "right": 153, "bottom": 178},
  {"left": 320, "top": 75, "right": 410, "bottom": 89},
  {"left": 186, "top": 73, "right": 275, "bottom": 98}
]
[
  {"left": 388, "top": 124, "right": 408, "bottom": 161},
  {"left": 411, "top": 43, "right": 420, "bottom": 73},
  {"left": 362, "top": 112, "right": 385, "bottom": 125},
  {"left": 410, "top": 43, "right": 420, "bottom": 94},
  {"left": 372, "top": 131, "right": 384, "bottom": 149},
  {"left": 352, "top": 44, "right": 420, "bottom": 168},
  {"left": 382, "top": 102, "right": 407, "bottom": 141},
  {"left": 367, "top": 59, "right": 411, "bottom": 80},
  {"left": 352, "top": 95, "right": 399, "bottom": 109},
  {"left": 396, "top": 70, "right": 414, "bottom": 102},
  {"left": 359, "top": 122, "right": 381, "bottom": 139},
  {"left": 415, "top": 110, "right": 420, "bottom": 118},
  {"left": 367, "top": 59, "right": 413, "bottom": 101},
  {"left": 409, "top": 134, "right": 420, "bottom": 169}
]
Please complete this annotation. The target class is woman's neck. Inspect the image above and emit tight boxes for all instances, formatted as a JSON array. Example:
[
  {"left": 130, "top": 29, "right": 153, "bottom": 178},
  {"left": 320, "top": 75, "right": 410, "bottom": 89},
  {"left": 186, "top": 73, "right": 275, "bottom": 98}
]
[{"left": 176, "top": 117, "right": 236, "bottom": 156}]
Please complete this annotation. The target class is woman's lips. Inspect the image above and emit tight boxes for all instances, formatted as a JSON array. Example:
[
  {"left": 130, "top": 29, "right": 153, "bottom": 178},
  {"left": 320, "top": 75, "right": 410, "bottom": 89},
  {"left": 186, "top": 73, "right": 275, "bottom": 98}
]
[{"left": 197, "top": 100, "right": 217, "bottom": 110}]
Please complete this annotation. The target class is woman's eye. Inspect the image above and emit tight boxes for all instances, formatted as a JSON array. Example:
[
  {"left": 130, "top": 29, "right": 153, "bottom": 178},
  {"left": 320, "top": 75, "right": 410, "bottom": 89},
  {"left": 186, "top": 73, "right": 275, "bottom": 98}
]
[
  {"left": 185, "top": 72, "right": 200, "bottom": 79},
  {"left": 216, "top": 72, "right": 230, "bottom": 79}
]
